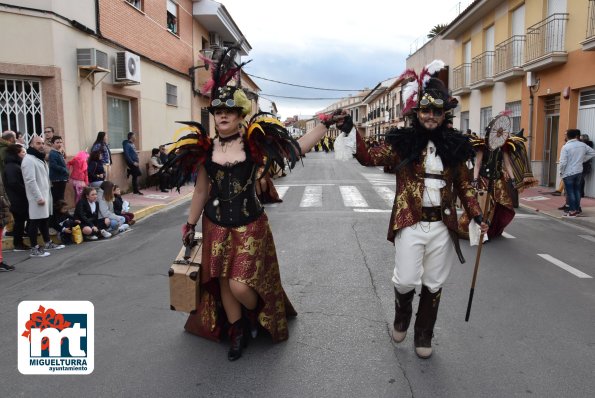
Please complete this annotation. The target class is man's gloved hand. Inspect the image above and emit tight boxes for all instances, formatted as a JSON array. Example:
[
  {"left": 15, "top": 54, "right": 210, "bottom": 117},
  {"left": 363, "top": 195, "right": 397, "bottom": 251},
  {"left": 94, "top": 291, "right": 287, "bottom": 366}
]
[{"left": 182, "top": 222, "right": 196, "bottom": 246}]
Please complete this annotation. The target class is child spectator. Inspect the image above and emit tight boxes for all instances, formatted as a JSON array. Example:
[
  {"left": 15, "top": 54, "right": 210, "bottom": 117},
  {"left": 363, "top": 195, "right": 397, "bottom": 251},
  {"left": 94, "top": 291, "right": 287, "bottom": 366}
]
[
  {"left": 113, "top": 184, "right": 135, "bottom": 225},
  {"left": 97, "top": 181, "right": 129, "bottom": 233},
  {"left": 67, "top": 151, "right": 89, "bottom": 203},
  {"left": 90, "top": 131, "right": 112, "bottom": 180},
  {"left": 74, "top": 186, "right": 112, "bottom": 240},
  {"left": 87, "top": 150, "right": 105, "bottom": 188},
  {"left": 51, "top": 199, "right": 80, "bottom": 244}
]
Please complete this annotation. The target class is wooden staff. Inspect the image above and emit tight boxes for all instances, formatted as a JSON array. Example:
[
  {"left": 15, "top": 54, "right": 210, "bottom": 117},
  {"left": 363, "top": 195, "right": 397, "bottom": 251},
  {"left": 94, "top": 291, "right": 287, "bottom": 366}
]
[{"left": 465, "top": 180, "right": 494, "bottom": 322}]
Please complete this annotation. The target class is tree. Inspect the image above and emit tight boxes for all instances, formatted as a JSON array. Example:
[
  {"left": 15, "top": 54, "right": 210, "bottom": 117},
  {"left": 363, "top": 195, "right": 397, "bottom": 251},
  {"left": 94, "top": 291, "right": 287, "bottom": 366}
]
[{"left": 427, "top": 24, "right": 448, "bottom": 39}]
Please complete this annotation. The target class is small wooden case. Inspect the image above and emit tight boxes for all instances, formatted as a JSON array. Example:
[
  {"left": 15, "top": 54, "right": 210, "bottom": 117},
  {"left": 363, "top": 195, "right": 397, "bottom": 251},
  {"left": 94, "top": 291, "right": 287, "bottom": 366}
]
[{"left": 168, "top": 232, "right": 202, "bottom": 313}]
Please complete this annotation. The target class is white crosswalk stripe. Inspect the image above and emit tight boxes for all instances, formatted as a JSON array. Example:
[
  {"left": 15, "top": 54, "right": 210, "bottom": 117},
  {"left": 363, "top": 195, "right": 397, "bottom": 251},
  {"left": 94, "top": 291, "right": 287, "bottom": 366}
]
[
  {"left": 360, "top": 172, "right": 395, "bottom": 186},
  {"left": 373, "top": 186, "right": 395, "bottom": 207},
  {"left": 265, "top": 186, "right": 289, "bottom": 208},
  {"left": 340, "top": 186, "right": 368, "bottom": 207},
  {"left": 299, "top": 185, "right": 323, "bottom": 207}
]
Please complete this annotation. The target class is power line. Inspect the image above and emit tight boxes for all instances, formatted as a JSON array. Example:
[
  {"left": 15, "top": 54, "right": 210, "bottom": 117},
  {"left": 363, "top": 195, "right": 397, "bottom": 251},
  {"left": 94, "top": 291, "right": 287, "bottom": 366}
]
[
  {"left": 259, "top": 93, "right": 366, "bottom": 100},
  {"left": 246, "top": 73, "right": 365, "bottom": 92}
]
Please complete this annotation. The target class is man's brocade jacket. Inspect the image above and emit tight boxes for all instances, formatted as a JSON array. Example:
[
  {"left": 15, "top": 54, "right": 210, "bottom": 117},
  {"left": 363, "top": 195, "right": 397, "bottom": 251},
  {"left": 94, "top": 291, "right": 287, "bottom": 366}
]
[{"left": 354, "top": 132, "right": 481, "bottom": 253}]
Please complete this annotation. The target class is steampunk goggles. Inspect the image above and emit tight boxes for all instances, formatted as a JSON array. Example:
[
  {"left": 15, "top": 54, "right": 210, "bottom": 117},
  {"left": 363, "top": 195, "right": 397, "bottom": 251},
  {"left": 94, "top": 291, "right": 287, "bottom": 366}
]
[{"left": 211, "top": 98, "right": 236, "bottom": 107}]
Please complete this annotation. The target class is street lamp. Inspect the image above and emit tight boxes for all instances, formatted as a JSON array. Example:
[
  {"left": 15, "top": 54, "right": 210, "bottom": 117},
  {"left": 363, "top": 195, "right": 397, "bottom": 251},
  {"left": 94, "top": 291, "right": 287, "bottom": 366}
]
[{"left": 189, "top": 48, "right": 215, "bottom": 96}]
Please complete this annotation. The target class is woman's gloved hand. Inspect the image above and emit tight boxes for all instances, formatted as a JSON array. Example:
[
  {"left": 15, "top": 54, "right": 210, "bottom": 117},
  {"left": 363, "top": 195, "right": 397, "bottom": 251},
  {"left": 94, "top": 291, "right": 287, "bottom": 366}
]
[{"left": 182, "top": 222, "right": 196, "bottom": 246}]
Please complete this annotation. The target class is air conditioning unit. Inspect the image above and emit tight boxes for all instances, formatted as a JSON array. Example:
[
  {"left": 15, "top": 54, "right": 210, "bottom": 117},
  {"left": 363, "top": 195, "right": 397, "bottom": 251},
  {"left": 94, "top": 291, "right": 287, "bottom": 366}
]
[
  {"left": 77, "top": 48, "right": 109, "bottom": 69},
  {"left": 115, "top": 51, "right": 141, "bottom": 84},
  {"left": 208, "top": 32, "right": 222, "bottom": 47}
]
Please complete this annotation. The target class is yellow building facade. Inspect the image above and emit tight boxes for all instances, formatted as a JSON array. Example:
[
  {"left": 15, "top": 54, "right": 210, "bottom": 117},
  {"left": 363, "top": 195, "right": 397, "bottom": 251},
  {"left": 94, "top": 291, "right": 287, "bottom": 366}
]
[{"left": 443, "top": 0, "right": 595, "bottom": 195}]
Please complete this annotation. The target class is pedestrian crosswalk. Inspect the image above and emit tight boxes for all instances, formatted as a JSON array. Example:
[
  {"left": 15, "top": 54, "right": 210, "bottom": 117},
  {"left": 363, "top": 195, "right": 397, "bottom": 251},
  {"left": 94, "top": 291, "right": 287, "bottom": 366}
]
[{"left": 269, "top": 183, "right": 394, "bottom": 210}]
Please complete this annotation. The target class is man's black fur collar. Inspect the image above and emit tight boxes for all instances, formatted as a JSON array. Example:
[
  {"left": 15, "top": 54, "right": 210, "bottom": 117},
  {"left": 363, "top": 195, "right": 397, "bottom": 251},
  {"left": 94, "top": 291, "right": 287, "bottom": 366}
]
[{"left": 385, "top": 119, "right": 474, "bottom": 168}]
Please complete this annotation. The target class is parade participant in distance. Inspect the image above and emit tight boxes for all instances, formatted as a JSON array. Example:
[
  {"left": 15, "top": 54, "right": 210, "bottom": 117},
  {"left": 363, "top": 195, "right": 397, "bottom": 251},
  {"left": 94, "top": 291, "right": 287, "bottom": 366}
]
[
  {"left": 164, "top": 46, "right": 346, "bottom": 361},
  {"left": 349, "top": 60, "right": 488, "bottom": 358},
  {"left": 458, "top": 113, "right": 537, "bottom": 239}
]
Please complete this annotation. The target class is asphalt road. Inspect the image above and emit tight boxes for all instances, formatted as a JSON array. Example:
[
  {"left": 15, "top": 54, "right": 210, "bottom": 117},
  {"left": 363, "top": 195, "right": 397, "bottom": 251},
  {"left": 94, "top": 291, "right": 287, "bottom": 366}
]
[{"left": 1, "top": 152, "right": 594, "bottom": 397}]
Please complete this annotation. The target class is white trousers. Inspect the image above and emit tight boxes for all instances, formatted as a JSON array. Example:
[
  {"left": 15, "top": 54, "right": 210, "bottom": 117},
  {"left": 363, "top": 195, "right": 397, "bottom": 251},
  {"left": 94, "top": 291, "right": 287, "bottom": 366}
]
[{"left": 392, "top": 221, "right": 456, "bottom": 294}]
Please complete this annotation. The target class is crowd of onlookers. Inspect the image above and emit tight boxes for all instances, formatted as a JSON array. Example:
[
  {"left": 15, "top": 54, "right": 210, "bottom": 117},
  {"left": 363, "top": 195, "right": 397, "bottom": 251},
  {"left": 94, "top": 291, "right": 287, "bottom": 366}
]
[{"left": 0, "top": 128, "right": 153, "bottom": 272}]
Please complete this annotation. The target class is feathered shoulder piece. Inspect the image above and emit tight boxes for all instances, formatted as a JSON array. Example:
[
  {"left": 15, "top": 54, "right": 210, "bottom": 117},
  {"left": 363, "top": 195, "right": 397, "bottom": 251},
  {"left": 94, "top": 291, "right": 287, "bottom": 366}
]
[
  {"left": 245, "top": 112, "right": 302, "bottom": 175},
  {"left": 159, "top": 121, "right": 212, "bottom": 191}
]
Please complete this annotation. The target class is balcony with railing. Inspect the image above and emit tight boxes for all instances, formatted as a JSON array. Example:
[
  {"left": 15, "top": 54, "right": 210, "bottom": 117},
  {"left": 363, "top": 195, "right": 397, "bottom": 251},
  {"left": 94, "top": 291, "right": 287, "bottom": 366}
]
[
  {"left": 494, "top": 35, "right": 526, "bottom": 82},
  {"left": 523, "top": 13, "right": 569, "bottom": 72},
  {"left": 451, "top": 63, "right": 471, "bottom": 96},
  {"left": 470, "top": 51, "right": 494, "bottom": 90},
  {"left": 582, "top": 0, "right": 595, "bottom": 50}
]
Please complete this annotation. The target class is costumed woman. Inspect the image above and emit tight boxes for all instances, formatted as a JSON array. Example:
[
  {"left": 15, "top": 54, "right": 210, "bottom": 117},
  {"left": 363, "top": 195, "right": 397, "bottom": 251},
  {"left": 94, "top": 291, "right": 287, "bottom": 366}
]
[
  {"left": 164, "top": 47, "right": 345, "bottom": 361},
  {"left": 347, "top": 60, "right": 488, "bottom": 358},
  {"left": 458, "top": 113, "right": 537, "bottom": 240}
]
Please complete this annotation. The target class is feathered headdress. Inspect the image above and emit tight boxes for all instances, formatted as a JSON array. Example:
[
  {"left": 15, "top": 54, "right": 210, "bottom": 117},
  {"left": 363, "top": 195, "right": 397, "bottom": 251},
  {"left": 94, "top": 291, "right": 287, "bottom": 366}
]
[
  {"left": 159, "top": 121, "right": 211, "bottom": 191},
  {"left": 202, "top": 45, "right": 252, "bottom": 117},
  {"left": 399, "top": 60, "right": 457, "bottom": 115},
  {"left": 246, "top": 112, "right": 303, "bottom": 175}
]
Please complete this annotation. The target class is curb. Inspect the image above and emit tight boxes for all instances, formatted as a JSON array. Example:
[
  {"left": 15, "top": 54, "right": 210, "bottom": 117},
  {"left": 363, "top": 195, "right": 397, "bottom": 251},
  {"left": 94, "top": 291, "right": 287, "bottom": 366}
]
[
  {"left": 1, "top": 192, "right": 194, "bottom": 252},
  {"left": 519, "top": 203, "right": 595, "bottom": 231}
]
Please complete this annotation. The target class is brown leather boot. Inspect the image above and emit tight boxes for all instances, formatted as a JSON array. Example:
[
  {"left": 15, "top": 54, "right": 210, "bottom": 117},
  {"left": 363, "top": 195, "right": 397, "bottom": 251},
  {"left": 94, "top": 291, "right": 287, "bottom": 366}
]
[
  {"left": 392, "top": 288, "right": 415, "bottom": 343},
  {"left": 227, "top": 319, "right": 247, "bottom": 361},
  {"left": 413, "top": 285, "right": 442, "bottom": 359}
]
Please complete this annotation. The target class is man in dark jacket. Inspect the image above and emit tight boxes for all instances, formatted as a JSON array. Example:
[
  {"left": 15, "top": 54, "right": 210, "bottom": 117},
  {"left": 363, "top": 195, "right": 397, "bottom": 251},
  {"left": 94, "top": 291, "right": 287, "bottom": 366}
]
[
  {"left": 48, "top": 136, "right": 69, "bottom": 202},
  {"left": 3, "top": 144, "right": 29, "bottom": 251},
  {"left": 122, "top": 132, "right": 143, "bottom": 195}
]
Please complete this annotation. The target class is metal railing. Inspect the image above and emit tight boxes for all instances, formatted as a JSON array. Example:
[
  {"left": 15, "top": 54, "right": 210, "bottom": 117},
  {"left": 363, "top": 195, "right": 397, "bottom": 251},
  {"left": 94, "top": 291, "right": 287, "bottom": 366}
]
[
  {"left": 452, "top": 63, "right": 471, "bottom": 91},
  {"left": 587, "top": 0, "right": 595, "bottom": 40},
  {"left": 471, "top": 51, "right": 494, "bottom": 84},
  {"left": 494, "top": 35, "right": 525, "bottom": 75},
  {"left": 525, "top": 13, "right": 569, "bottom": 63}
]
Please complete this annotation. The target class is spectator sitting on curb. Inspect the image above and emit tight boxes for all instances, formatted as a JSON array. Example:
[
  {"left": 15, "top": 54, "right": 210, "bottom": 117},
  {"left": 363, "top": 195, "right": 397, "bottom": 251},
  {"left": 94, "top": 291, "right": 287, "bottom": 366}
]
[
  {"left": 150, "top": 148, "right": 170, "bottom": 192},
  {"left": 74, "top": 186, "right": 112, "bottom": 241},
  {"left": 113, "top": 184, "right": 135, "bottom": 226},
  {"left": 97, "top": 181, "right": 129, "bottom": 233},
  {"left": 51, "top": 200, "right": 80, "bottom": 245}
]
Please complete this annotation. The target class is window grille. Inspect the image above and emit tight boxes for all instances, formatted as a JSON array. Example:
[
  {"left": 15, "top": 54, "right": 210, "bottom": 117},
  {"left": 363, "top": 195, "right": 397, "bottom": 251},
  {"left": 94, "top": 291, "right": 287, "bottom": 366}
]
[{"left": 0, "top": 78, "right": 43, "bottom": 146}]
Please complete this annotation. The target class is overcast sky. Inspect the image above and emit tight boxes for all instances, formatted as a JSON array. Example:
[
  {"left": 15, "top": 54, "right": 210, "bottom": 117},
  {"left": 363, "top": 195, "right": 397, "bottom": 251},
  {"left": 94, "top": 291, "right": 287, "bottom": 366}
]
[{"left": 221, "top": 0, "right": 471, "bottom": 120}]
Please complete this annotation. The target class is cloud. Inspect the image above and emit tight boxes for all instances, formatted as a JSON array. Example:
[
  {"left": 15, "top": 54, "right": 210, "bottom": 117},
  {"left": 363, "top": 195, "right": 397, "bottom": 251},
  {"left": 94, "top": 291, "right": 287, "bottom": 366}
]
[{"left": 221, "top": 0, "right": 463, "bottom": 119}]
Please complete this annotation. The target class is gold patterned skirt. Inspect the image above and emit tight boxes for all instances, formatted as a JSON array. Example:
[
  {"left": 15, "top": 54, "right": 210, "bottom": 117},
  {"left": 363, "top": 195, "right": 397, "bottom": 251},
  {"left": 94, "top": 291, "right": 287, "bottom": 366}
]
[
  {"left": 185, "top": 212, "right": 296, "bottom": 343},
  {"left": 457, "top": 176, "right": 515, "bottom": 239}
]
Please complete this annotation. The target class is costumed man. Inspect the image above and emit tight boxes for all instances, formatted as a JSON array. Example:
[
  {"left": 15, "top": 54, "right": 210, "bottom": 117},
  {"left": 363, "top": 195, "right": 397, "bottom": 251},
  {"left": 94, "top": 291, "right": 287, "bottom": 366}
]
[
  {"left": 348, "top": 60, "right": 488, "bottom": 359},
  {"left": 458, "top": 113, "right": 538, "bottom": 240},
  {"left": 161, "top": 46, "right": 341, "bottom": 361}
]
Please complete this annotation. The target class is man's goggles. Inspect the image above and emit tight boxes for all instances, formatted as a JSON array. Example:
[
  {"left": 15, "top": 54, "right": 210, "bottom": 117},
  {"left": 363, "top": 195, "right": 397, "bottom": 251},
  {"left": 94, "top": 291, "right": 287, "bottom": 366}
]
[{"left": 419, "top": 93, "right": 444, "bottom": 108}]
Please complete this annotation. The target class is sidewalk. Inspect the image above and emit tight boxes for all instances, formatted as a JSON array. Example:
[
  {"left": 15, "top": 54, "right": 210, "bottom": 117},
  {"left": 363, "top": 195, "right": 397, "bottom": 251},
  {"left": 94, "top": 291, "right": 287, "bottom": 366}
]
[
  {"left": 1, "top": 184, "right": 194, "bottom": 251},
  {"left": 518, "top": 185, "right": 595, "bottom": 230}
]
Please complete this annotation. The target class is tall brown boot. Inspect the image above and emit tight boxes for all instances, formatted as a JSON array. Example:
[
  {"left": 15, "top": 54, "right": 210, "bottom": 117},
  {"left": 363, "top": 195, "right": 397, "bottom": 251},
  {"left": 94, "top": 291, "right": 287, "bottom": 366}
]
[
  {"left": 392, "top": 288, "right": 415, "bottom": 343},
  {"left": 413, "top": 285, "right": 442, "bottom": 359},
  {"left": 227, "top": 319, "right": 247, "bottom": 361}
]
